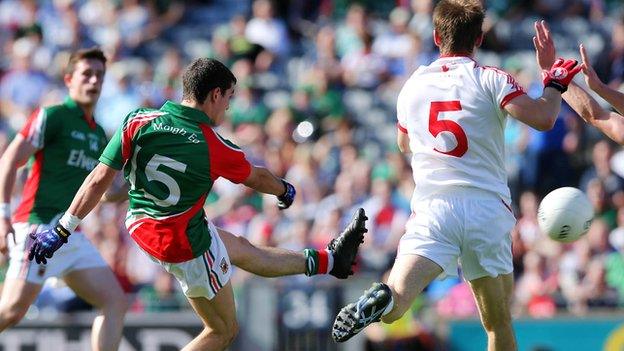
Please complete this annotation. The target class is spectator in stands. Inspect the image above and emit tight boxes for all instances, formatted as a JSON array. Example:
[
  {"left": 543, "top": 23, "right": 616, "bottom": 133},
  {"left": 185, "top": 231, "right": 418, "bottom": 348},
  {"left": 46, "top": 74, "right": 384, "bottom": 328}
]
[
  {"left": 341, "top": 32, "right": 388, "bottom": 90},
  {"left": 0, "top": 37, "right": 52, "bottom": 131},
  {"left": 245, "top": 0, "right": 290, "bottom": 66}
]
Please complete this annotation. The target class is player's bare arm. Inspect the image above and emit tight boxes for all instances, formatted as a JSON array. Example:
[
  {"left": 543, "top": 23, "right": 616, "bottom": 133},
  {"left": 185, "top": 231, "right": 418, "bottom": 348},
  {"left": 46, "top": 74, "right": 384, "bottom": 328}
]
[
  {"left": 242, "top": 165, "right": 296, "bottom": 210},
  {"left": 565, "top": 82, "right": 624, "bottom": 145},
  {"left": 101, "top": 183, "right": 129, "bottom": 203},
  {"left": 0, "top": 135, "right": 38, "bottom": 254},
  {"left": 534, "top": 20, "right": 624, "bottom": 144},
  {"left": 242, "top": 166, "right": 285, "bottom": 195},
  {"left": 504, "top": 20, "right": 582, "bottom": 131},
  {"left": 578, "top": 44, "right": 624, "bottom": 115},
  {"left": 503, "top": 89, "right": 562, "bottom": 131},
  {"left": 66, "top": 163, "right": 118, "bottom": 219},
  {"left": 397, "top": 131, "right": 410, "bottom": 154}
]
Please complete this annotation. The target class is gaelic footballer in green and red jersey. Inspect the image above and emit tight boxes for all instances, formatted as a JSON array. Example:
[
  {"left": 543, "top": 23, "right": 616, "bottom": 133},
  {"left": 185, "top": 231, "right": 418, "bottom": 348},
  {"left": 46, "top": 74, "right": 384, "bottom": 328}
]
[
  {"left": 99, "top": 101, "right": 251, "bottom": 263},
  {"left": 14, "top": 97, "right": 108, "bottom": 224}
]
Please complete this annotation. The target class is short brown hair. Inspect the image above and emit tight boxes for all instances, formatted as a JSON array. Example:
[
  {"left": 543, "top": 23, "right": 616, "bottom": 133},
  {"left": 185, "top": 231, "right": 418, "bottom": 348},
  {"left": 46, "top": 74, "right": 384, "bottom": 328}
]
[
  {"left": 182, "top": 58, "right": 237, "bottom": 104},
  {"left": 433, "top": 0, "right": 484, "bottom": 55},
  {"left": 65, "top": 47, "right": 107, "bottom": 75}
]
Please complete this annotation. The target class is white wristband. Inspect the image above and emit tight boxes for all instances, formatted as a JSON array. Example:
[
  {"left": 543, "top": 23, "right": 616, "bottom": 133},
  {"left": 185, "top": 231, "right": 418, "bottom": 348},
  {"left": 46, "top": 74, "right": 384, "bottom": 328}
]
[
  {"left": 0, "top": 203, "right": 10, "bottom": 219},
  {"left": 58, "top": 213, "right": 81, "bottom": 232}
]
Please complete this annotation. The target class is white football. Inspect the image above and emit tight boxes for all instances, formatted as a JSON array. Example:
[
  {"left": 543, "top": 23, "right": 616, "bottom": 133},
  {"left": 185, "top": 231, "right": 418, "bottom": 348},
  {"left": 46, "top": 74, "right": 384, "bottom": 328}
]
[{"left": 537, "top": 187, "right": 594, "bottom": 243}]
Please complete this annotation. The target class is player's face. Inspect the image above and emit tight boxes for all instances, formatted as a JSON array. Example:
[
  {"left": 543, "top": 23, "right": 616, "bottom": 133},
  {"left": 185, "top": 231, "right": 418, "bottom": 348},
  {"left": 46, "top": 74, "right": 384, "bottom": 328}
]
[
  {"left": 214, "top": 86, "right": 235, "bottom": 125},
  {"left": 65, "top": 58, "right": 105, "bottom": 107}
]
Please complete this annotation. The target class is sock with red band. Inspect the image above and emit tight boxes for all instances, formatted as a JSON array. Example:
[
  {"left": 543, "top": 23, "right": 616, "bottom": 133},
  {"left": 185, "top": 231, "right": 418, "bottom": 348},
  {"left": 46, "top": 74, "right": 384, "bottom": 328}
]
[{"left": 304, "top": 249, "right": 334, "bottom": 276}]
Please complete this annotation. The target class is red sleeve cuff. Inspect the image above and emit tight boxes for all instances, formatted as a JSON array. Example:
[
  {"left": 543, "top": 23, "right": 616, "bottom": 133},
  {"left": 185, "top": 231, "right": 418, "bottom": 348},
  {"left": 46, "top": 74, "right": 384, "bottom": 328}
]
[
  {"left": 397, "top": 122, "right": 408, "bottom": 134},
  {"left": 500, "top": 90, "right": 526, "bottom": 109}
]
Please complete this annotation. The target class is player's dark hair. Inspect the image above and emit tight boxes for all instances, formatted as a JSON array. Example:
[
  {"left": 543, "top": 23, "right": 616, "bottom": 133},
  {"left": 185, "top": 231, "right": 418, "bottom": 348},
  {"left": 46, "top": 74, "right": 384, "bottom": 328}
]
[
  {"left": 66, "top": 47, "right": 107, "bottom": 75},
  {"left": 433, "top": 0, "right": 484, "bottom": 55},
  {"left": 182, "top": 58, "right": 237, "bottom": 104}
]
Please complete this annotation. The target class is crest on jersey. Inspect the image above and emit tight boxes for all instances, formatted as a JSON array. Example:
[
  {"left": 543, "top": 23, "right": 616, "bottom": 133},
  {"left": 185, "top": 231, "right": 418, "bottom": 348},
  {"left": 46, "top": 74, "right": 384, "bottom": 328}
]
[{"left": 220, "top": 258, "right": 229, "bottom": 274}]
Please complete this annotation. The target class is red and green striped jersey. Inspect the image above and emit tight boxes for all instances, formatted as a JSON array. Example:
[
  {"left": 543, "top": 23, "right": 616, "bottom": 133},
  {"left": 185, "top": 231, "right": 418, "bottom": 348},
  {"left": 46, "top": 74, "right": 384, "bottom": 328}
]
[
  {"left": 13, "top": 97, "right": 108, "bottom": 224},
  {"left": 99, "top": 101, "right": 252, "bottom": 263}
]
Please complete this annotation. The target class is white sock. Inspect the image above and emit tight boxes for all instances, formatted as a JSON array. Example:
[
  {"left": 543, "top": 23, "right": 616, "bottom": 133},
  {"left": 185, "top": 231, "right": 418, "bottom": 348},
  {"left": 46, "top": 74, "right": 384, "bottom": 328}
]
[{"left": 382, "top": 294, "right": 394, "bottom": 316}]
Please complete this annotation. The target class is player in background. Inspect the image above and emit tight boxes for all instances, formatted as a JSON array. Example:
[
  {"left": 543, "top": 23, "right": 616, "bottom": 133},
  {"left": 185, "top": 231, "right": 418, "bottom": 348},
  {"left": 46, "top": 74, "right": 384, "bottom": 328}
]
[
  {"left": 533, "top": 20, "right": 624, "bottom": 145},
  {"left": 0, "top": 48, "right": 127, "bottom": 351},
  {"left": 331, "top": 1, "right": 582, "bottom": 350},
  {"left": 28, "top": 58, "right": 368, "bottom": 351}
]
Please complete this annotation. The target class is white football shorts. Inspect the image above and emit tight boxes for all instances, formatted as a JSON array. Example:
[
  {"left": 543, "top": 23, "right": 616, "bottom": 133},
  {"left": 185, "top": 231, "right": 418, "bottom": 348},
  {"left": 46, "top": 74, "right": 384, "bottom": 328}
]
[
  {"left": 399, "top": 186, "right": 517, "bottom": 281},
  {"left": 143, "top": 220, "right": 232, "bottom": 299},
  {"left": 6, "top": 222, "right": 108, "bottom": 284}
]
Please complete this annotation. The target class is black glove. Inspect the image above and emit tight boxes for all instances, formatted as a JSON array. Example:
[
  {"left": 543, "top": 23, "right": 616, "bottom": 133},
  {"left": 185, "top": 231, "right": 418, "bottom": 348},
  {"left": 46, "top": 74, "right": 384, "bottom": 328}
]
[
  {"left": 28, "top": 224, "right": 70, "bottom": 264},
  {"left": 277, "top": 179, "right": 296, "bottom": 210}
]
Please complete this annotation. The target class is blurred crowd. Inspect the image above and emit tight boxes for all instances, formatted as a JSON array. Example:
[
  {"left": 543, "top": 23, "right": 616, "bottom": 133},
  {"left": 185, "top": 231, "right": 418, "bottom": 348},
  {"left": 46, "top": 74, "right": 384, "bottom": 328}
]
[{"left": 3, "top": 0, "right": 624, "bottom": 345}]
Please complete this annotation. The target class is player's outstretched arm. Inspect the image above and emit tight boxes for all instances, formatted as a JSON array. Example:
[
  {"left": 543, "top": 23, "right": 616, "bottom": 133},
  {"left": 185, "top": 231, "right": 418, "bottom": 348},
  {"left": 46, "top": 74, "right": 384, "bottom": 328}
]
[
  {"left": 534, "top": 20, "right": 624, "bottom": 144},
  {"left": 566, "top": 82, "right": 624, "bottom": 145},
  {"left": 504, "top": 89, "right": 562, "bottom": 131},
  {"left": 28, "top": 163, "right": 118, "bottom": 264},
  {"left": 505, "top": 20, "right": 582, "bottom": 131},
  {"left": 67, "top": 163, "right": 119, "bottom": 218},
  {"left": 0, "top": 135, "right": 38, "bottom": 254},
  {"left": 578, "top": 44, "right": 624, "bottom": 115},
  {"left": 505, "top": 58, "right": 582, "bottom": 131},
  {"left": 242, "top": 166, "right": 296, "bottom": 210}
]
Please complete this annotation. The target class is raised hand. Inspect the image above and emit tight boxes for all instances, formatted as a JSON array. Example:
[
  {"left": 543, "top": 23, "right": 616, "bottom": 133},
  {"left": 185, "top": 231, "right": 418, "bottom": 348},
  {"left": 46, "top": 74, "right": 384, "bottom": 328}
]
[
  {"left": 28, "top": 224, "right": 70, "bottom": 264},
  {"left": 533, "top": 20, "right": 556, "bottom": 70},
  {"left": 579, "top": 43, "right": 603, "bottom": 92},
  {"left": 542, "top": 58, "right": 584, "bottom": 93}
]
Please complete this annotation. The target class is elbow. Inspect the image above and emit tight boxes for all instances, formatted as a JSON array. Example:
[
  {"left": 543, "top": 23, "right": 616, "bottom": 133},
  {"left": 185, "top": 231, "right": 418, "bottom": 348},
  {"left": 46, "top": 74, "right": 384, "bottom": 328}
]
[
  {"left": 535, "top": 117, "right": 557, "bottom": 131},
  {"left": 613, "top": 135, "right": 624, "bottom": 146}
]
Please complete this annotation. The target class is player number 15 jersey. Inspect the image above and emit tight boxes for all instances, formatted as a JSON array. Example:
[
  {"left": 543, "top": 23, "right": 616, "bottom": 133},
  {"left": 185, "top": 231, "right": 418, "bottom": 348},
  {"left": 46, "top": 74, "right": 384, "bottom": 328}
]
[{"left": 397, "top": 56, "right": 525, "bottom": 204}]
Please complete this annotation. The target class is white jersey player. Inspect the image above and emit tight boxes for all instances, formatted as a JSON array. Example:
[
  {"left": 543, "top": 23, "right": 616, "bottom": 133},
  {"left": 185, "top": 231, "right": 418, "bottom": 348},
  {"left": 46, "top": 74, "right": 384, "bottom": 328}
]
[
  {"left": 397, "top": 55, "right": 525, "bottom": 206},
  {"left": 332, "top": 1, "right": 582, "bottom": 350}
]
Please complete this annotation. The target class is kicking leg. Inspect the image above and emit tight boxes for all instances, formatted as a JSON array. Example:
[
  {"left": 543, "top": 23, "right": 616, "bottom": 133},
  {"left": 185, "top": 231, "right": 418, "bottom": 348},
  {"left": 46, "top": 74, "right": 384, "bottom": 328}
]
[
  {"left": 383, "top": 254, "right": 442, "bottom": 322},
  {"left": 0, "top": 279, "right": 42, "bottom": 331},
  {"left": 332, "top": 254, "right": 442, "bottom": 342},
  {"left": 219, "top": 229, "right": 305, "bottom": 276},
  {"left": 64, "top": 267, "right": 127, "bottom": 351},
  {"left": 468, "top": 273, "right": 516, "bottom": 351},
  {"left": 183, "top": 282, "right": 238, "bottom": 351},
  {"left": 220, "top": 208, "right": 367, "bottom": 278}
]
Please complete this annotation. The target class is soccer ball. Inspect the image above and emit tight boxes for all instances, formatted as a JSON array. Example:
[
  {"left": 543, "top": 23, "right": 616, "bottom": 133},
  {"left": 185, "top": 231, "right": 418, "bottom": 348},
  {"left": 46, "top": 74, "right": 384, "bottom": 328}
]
[{"left": 537, "top": 187, "right": 594, "bottom": 243}]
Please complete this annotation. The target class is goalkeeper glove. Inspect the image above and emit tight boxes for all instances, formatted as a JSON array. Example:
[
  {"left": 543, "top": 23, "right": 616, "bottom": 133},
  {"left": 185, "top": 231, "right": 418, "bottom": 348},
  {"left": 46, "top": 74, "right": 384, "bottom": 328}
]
[
  {"left": 28, "top": 224, "right": 70, "bottom": 264},
  {"left": 542, "top": 58, "right": 583, "bottom": 93}
]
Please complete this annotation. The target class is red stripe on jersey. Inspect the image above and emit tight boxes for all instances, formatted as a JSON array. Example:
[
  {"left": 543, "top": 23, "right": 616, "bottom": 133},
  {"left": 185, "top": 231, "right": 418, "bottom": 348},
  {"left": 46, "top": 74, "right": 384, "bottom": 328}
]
[
  {"left": 397, "top": 122, "right": 408, "bottom": 134},
  {"left": 121, "top": 114, "right": 162, "bottom": 164},
  {"left": 128, "top": 194, "right": 207, "bottom": 263},
  {"left": 13, "top": 152, "right": 44, "bottom": 222},
  {"left": 19, "top": 108, "right": 45, "bottom": 148},
  {"left": 500, "top": 90, "right": 526, "bottom": 109},
  {"left": 19, "top": 108, "right": 40, "bottom": 139},
  {"left": 199, "top": 124, "right": 251, "bottom": 184}
]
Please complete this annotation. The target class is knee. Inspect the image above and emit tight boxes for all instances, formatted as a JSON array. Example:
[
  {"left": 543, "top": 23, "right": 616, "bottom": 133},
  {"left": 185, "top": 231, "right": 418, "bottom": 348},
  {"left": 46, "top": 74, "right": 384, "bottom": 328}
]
[
  {"left": 102, "top": 291, "right": 129, "bottom": 317},
  {"left": 230, "top": 236, "right": 255, "bottom": 266},
  {"left": 203, "top": 321, "right": 239, "bottom": 349},
  {"left": 228, "top": 321, "right": 239, "bottom": 344}
]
